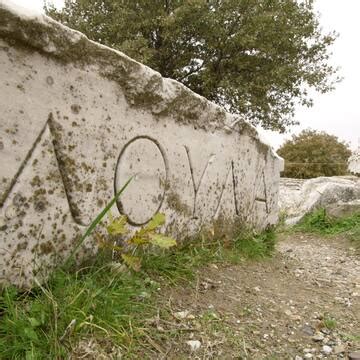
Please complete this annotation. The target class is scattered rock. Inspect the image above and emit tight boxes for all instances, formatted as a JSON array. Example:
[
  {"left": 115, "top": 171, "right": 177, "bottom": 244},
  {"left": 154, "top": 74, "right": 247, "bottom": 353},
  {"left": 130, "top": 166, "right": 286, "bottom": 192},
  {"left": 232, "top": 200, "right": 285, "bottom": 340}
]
[
  {"left": 186, "top": 340, "right": 201, "bottom": 352},
  {"left": 326, "top": 200, "right": 360, "bottom": 219},
  {"left": 348, "top": 149, "right": 360, "bottom": 175},
  {"left": 349, "top": 352, "right": 360, "bottom": 360},
  {"left": 321, "top": 345, "right": 332, "bottom": 354},
  {"left": 301, "top": 325, "right": 314, "bottom": 336},
  {"left": 290, "top": 314, "right": 301, "bottom": 321},
  {"left": 173, "top": 310, "right": 195, "bottom": 320},
  {"left": 312, "top": 333, "right": 325, "bottom": 342},
  {"left": 333, "top": 344, "right": 345, "bottom": 355},
  {"left": 279, "top": 176, "right": 360, "bottom": 224}
]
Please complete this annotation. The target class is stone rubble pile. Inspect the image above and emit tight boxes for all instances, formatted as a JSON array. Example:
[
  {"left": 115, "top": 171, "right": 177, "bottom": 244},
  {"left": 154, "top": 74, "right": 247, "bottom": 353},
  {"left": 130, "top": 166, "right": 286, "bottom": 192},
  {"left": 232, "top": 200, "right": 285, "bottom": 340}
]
[{"left": 279, "top": 176, "right": 360, "bottom": 224}]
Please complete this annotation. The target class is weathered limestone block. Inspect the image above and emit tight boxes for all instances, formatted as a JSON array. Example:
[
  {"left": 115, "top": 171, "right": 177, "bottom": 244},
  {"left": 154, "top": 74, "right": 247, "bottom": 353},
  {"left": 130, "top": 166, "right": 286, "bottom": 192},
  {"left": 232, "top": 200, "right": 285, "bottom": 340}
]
[
  {"left": 279, "top": 176, "right": 360, "bottom": 224},
  {"left": 348, "top": 149, "right": 360, "bottom": 175},
  {"left": 0, "top": 1, "right": 283, "bottom": 287}
]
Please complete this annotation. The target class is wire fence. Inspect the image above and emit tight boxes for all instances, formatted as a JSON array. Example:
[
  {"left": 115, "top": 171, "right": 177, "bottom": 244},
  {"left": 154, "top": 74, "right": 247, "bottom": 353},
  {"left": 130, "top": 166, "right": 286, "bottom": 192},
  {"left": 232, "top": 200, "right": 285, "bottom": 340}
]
[{"left": 284, "top": 162, "right": 348, "bottom": 166}]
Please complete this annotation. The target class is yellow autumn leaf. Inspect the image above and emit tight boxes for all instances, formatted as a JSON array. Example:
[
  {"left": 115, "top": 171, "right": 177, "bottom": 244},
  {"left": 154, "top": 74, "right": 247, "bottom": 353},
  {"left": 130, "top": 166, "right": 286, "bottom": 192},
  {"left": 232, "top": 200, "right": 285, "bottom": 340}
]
[
  {"left": 107, "top": 215, "right": 129, "bottom": 236},
  {"left": 148, "top": 233, "right": 177, "bottom": 249},
  {"left": 144, "top": 213, "right": 166, "bottom": 232}
]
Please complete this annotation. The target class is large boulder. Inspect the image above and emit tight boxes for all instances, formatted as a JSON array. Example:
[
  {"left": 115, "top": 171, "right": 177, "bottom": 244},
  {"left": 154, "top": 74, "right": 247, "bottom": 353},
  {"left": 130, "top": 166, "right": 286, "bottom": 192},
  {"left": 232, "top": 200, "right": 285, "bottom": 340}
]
[
  {"left": 348, "top": 149, "right": 360, "bottom": 176},
  {"left": 279, "top": 176, "right": 360, "bottom": 224},
  {"left": 325, "top": 200, "right": 360, "bottom": 219},
  {"left": 0, "top": 2, "right": 282, "bottom": 287}
]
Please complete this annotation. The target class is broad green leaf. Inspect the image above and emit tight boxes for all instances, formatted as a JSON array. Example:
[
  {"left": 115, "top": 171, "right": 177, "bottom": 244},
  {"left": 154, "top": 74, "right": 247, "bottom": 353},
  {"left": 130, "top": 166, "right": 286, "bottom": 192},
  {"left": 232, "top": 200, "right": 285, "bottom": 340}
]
[
  {"left": 121, "top": 254, "right": 142, "bottom": 272},
  {"left": 148, "top": 233, "right": 177, "bottom": 249},
  {"left": 107, "top": 215, "right": 129, "bottom": 236},
  {"left": 144, "top": 213, "right": 166, "bottom": 232}
]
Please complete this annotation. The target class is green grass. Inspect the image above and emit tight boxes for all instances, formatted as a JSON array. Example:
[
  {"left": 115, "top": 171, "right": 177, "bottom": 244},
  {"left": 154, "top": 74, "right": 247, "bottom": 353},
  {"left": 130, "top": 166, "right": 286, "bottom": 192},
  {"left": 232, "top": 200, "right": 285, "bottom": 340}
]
[
  {"left": 143, "top": 228, "right": 276, "bottom": 283},
  {"left": 293, "top": 208, "right": 360, "bottom": 245},
  {"left": 0, "top": 259, "right": 153, "bottom": 358},
  {"left": 323, "top": 314, "right": 337, "bottom": 330},
  {"left": 0, "top": 228, "right": 275, "bottom": 359}
]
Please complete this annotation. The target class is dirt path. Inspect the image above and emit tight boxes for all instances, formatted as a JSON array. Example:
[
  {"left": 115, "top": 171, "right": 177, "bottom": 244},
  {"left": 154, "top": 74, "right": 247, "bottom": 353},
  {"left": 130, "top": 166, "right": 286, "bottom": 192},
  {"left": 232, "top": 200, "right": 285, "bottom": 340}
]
[{"left": 146, "top": 233, "right": 360, "bottom": 359}]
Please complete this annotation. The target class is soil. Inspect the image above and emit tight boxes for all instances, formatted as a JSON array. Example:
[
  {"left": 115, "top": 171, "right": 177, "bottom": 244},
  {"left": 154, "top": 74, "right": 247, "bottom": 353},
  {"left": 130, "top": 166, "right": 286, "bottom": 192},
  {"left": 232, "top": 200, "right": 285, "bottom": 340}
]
[{"left": 142, "top": 233, "right": 360, "bottom": 359}]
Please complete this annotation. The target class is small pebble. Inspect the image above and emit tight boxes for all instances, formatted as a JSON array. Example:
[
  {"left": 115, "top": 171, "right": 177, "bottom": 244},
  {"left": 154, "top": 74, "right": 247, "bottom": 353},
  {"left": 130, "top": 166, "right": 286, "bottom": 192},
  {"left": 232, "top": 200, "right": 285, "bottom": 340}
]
[
  {"left": 186, "top": 340, "right": 201, "bottom": 352},
  {"left": 333, "top": 345, "right": 345, "bottom": 354},
  {"left": 322, "top": 345, "right": 332, "bottom": 354},
  {"left": 312, "top": 333, "right": 324, "bottom": 342}
]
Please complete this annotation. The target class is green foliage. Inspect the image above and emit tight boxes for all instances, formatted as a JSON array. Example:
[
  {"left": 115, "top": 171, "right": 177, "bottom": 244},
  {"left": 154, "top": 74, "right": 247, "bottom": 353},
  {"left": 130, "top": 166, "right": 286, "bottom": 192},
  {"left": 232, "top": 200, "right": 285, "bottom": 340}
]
[
  {"left": 296, "top": 208, "right": 334, "bottom": 233},
  {"left": 323, "top": 314, "right": 337, "bottom": 330},
  {"left": 0, "top": 227, "right": 276, "bottom": 358},
  {"left": 99, "top": 212, "right": 177, "bottom": 271},
  {"left": 106, "top": 213, "right": 128, "bottom": 236},
  {"left": 45, "top": 0, "right": 339, "bottom": 131},
  {"left": 277, "top": 129, "right": 352, "bottom": 178},
  {"left": 0, "top": 262, "right": 155, "bottom": 358},
  {"left": 143, "top": 227, "right": 276, "bottom": 282},
  {"left": 294, "top": 208, "right": 360, "bottom": 246}
]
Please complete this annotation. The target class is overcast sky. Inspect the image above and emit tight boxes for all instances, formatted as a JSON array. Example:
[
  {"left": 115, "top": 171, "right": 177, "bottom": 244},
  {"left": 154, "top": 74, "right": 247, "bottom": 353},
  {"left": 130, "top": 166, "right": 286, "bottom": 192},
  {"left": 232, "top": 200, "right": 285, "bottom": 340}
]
[{"left": 8, "top": 0, "right": 360, "bottom": 150}]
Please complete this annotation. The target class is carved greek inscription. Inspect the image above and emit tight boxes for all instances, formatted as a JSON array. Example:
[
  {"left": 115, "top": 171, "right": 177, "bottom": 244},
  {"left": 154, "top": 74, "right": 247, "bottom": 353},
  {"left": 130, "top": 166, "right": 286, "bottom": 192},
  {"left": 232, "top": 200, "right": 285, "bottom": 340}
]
[
  {"left": 254, "top": 170, "right": 269, "bottom": 214},
  {"left": 114, "top": 136, "right": 168, "bottom": 226},
  {"left": 47, "top": 114, "right": 87, "bottom": 225},
  {"left": 0, "top": 119, "right": 48, "bottom": 208},
  {"left": 0, "top": 113, "right": 87, "bottom": 225},
  {"left": 213, "top": 161, "right": 240, "bottom": 218},
  {"left": 184, "top": 146, "right": 239, "bottom": 219},
  {"left": 2, "top": 121, "right": 269, "bottom": 230},
  {"left": 184, "top": 145, "right": 215, "bottom": 219}
]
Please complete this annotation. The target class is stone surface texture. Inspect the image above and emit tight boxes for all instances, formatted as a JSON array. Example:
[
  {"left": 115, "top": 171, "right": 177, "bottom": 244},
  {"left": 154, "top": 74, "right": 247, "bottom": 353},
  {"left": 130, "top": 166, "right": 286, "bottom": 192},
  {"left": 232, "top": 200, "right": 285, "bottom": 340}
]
[
  {"left": 349, "top": 149, "right": 360, "bottom": 175},
  {"left": 0, "top": 2, "right": 282, "bottom": 287},
  {"left": 326, "top": 199, "right": 360, "bottom": 219},
  {"left": 279, "top": 176, "right": 360, "bottom": 224}
]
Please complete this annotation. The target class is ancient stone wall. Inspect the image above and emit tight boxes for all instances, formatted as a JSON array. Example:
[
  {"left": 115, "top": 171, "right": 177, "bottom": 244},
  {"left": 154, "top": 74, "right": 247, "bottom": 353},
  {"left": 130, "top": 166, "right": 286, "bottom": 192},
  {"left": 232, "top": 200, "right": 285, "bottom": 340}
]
[{"left": 0, "top": 2, "right": 283, "bottom": 287}]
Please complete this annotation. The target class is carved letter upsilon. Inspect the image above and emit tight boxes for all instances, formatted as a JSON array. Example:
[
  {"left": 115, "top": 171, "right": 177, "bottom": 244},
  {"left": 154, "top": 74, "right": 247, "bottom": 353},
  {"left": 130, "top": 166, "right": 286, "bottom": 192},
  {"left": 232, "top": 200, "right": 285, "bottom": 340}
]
[{"left": 114, "top": 136, "right": 168, "bottom": 226}]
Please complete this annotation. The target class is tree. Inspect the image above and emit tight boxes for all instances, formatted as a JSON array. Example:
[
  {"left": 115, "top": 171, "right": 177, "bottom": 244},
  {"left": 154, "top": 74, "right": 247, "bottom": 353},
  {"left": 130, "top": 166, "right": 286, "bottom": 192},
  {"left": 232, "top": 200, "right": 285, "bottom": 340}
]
[
  {"left": 45, "top": 0, "right": 339, "bottom": 131},
  {"left": 277, "top": 130, "right": 352, "bottom": 178}
]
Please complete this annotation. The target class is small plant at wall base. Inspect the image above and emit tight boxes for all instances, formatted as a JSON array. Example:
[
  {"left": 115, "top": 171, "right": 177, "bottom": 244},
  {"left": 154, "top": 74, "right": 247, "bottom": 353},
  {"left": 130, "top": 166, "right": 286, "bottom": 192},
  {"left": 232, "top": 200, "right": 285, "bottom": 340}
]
[
  {"left": 62, "top": 175, "right": 176, "bottom": 271},
  {"left": 97, "top": 212, "right": 177, "bottom": 271}
]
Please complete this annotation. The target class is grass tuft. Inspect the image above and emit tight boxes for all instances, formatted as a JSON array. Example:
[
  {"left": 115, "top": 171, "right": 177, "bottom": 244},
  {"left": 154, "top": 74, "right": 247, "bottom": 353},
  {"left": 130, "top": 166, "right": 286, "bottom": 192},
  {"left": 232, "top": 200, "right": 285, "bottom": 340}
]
[
  {"left": 323, "top": 314, "right": 337, "bottom": 330},
  {"left": 143, "top": 227, "right": 276, "bottom": 283},
  {"left": 293, "top": 208, "right": 360, "bottom": 246}
]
